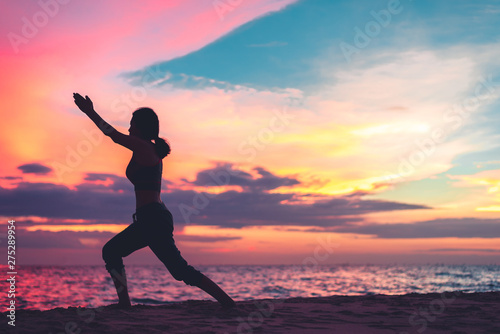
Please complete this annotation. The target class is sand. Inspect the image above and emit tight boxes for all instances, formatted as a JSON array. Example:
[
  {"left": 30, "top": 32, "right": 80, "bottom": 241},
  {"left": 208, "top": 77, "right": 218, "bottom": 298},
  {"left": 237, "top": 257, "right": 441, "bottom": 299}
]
[{"left": 2, "top": 291, "right": 499, "bottom": 333}]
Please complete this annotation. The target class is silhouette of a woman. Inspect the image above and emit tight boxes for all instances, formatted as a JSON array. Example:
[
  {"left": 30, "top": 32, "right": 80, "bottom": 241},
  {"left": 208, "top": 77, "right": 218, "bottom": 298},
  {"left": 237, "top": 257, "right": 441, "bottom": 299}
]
[{"left": 73, "top": 93, "right": 235, "bottom": 309}]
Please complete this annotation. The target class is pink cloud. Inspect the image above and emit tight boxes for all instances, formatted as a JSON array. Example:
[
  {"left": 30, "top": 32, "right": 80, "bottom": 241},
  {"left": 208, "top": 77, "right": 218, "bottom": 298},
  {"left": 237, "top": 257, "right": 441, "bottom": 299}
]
[{"left": 1, "top": 0, "right": 298, "bottom": 69}]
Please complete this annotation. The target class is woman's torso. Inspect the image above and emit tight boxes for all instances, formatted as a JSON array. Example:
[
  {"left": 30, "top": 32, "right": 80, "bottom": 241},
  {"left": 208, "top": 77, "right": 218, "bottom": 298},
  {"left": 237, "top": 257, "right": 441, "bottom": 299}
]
[{"left": 126, "top": 140, "right": 163, "bottom": 209}]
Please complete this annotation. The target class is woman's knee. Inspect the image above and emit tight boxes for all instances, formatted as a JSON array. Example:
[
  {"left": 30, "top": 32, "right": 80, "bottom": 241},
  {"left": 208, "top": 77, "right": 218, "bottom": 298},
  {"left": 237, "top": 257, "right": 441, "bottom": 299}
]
[
  {"left": 102, "top": 241, "right": 118, "bottom": 262},
  {"left": 102, "top": 242, "right": 124, "bottom": 272}
]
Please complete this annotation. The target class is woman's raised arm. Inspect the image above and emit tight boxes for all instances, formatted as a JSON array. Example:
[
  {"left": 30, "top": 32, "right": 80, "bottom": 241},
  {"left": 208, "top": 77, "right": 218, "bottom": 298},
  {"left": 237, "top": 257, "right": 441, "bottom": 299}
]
[{"left": 73, "top": 92, "right": 144, "bottom": 151}]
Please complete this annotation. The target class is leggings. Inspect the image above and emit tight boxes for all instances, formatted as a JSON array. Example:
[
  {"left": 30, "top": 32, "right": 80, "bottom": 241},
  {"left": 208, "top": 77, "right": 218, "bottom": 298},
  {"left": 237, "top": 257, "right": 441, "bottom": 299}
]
[{"left": 102, "top": 201, "right": 203, "bottom": 286}]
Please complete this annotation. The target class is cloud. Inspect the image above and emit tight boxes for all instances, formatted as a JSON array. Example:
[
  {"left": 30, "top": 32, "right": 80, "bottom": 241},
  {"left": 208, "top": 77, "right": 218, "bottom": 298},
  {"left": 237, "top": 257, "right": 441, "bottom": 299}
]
[
  {"left": 425, "top": 248, "right": 500, "bottom": 253},
  {"left": 332, "top": 218, "right": 500, "bottom": 238},
  {"left": 175, "top": 235, "right": 241, "bottom": 243},
  {"left": 171, "top": 187, "right": 428, "bottom": 227},
  {"left": 0, "top": 0, "right": 299, "bottom": 67},
  {"left": 448, "top": 169, "right": 500, "bottom": 211},
  {"left": 80, "top": 173, "right": 134, "bottom": 193},
  {"left": 17, "top": 163, "right": 53, "bottom": 175},
  {"left": 0, "top": 163, "right": 429, "bottom": 228},
  {"left": 11, "top": 230, "right": 115, "bottom": 249},
  {"left": 0, "top": 179, "right": 135, "bottom": 222},
  {"left": 0, "top": 176, "right": 22, "bottom": 180},
  {"left": 168, "top": 164, "right": 430, "bottom": 227},
  {"left": 183, "top": 163, "right": 299, "bottom": 191},
  {"left": 83, "top": 173, "right": 117, "bottom": 181},
  {"left": 122, "top": 71, "right": 240, "bottom": 91}
]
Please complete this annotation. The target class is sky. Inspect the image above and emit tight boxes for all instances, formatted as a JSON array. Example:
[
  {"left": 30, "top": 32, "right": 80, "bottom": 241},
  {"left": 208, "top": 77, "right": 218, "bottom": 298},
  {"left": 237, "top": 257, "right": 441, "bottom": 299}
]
[{"left": 1, "top": 0, "right": 500, "bottom": 266}]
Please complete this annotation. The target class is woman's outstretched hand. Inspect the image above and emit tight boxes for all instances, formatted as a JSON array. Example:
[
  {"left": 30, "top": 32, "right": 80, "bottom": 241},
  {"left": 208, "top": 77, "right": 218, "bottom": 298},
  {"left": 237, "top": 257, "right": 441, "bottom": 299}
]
[{"left": 73, "top": 93, "right": 94, "bottom": 114}]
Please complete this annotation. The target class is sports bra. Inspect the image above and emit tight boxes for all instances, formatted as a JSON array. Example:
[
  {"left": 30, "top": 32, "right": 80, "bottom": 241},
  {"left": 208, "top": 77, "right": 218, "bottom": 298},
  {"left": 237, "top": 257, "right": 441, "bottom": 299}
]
[{"left": 126, "top": 155, "right": 162, "bottom": 192}]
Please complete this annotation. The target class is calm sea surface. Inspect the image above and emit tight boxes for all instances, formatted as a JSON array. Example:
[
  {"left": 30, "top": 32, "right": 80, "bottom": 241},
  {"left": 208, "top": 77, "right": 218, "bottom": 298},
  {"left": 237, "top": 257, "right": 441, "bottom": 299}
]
[{"left": 1, "top": 264, "right": 499, "bottom": 311}]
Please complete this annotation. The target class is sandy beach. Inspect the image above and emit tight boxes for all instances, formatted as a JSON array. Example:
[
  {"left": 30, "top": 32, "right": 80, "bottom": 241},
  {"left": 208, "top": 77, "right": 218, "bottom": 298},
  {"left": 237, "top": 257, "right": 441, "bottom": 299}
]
[{"left": 2, "top": 291, "right": 499, "bottom": 333}]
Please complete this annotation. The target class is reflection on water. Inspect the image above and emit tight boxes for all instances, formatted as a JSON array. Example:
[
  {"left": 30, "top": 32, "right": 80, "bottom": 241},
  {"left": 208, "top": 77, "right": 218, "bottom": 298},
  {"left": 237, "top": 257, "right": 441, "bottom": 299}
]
[{"left": 1, "top": 264, "right": 498, "bottom": 311}]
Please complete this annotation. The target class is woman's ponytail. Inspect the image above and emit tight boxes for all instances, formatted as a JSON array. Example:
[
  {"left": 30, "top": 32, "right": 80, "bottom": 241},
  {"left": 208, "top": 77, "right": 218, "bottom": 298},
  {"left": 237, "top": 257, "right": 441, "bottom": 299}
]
[{"left": 154, "top": 137, "right": 171, "bottom": 159}]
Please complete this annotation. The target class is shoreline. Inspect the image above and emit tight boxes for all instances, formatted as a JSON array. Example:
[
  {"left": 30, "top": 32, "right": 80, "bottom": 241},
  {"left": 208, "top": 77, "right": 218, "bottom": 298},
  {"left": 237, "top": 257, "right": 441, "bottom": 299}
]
[{"left": 2, "top": 291, "right": 499, "bottom": 333}]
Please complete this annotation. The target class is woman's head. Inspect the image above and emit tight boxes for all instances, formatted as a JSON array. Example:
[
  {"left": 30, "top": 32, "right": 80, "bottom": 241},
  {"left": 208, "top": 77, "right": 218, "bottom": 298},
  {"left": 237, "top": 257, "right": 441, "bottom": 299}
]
[
  {"left": 131, "top": 107, "right": 158, "bottom": 140},
  {"left": 130, "top": 107, "right": 171, "bottom": 159}
]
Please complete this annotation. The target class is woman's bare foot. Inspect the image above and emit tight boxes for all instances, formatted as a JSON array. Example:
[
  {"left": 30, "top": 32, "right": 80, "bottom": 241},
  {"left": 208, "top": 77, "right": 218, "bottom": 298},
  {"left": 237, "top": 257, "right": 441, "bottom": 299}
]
[
  {"left": 118, "top": 301, "right": 132, "bottom": 309},
  {"left": 108, "top": 301, "right": 132, "bottom": 310}
]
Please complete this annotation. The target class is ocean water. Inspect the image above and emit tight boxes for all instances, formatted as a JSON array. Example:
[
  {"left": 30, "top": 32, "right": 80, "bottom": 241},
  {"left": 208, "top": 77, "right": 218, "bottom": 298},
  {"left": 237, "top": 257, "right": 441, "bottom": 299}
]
[{"left": 1, "top": 264, "right": 499, "bottom": 311}]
